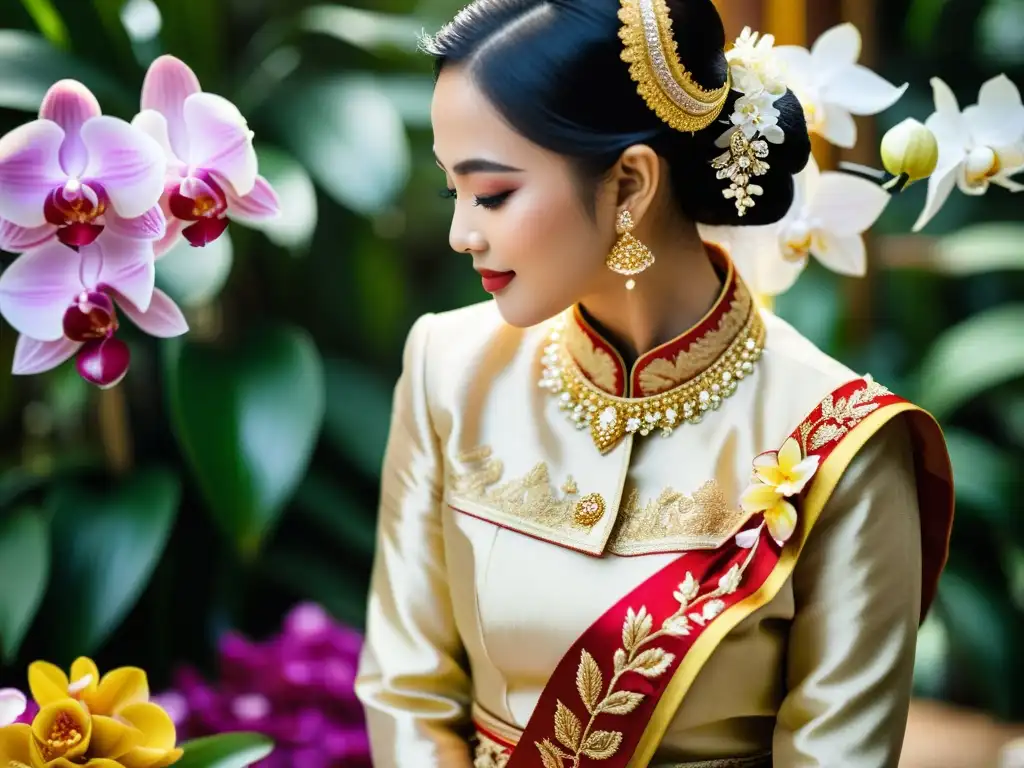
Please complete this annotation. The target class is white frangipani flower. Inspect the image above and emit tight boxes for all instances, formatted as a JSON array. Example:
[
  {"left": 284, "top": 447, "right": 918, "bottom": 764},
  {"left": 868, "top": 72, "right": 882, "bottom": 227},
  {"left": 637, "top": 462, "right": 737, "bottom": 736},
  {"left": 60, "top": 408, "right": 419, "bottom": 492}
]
[
  {"left": 913, "top": 74, "right": 1024, "bottom": 232},
  {"left": 773, "top": 23, "right": 909, "bottom": 149},
  {"left": 727, "top": 27, "right": 788, "bottom": 97}
]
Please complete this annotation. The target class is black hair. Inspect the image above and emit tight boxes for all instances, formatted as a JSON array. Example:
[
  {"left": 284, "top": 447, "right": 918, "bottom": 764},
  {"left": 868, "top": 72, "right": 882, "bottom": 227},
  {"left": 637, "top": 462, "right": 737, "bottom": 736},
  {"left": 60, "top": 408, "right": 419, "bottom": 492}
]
[{"left": 420, "top": 0, "right": 811, "bottom": 226}]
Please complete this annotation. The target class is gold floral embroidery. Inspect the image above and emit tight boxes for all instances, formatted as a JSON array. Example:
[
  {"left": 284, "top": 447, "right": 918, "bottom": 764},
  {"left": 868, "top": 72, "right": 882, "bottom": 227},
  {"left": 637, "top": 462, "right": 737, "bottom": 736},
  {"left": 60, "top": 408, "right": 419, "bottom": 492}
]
[
  {"left": 798, "top": 377, "right": 893, "bottom": 453},
  {"left": 608, "top": 482, "right": 751, "bottom": 555},
  {"left": 473, "top": 732, "right": 511, "bottom": 768},
  {"left": 638, "top": 285, "right": 753, "bottom": 396},
  {"left": 450, "top": 448, "right": 587, "bottom": 530},
  {"left": 574, "top": 494, "right": 607, "bottom": 527},
  {"left": 534, "top": 542, "right": 760, "bottom": 767},
  {"left": 565, "top": 325, "right": 618, "bottom": 394}
]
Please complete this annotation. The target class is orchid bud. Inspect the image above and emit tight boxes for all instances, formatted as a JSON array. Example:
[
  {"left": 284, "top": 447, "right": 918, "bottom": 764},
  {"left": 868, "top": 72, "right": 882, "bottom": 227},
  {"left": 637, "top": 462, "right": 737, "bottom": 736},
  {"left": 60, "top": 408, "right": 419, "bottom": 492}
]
[{"left": 881, "top": 118, "right": 939, "bottom": 186}]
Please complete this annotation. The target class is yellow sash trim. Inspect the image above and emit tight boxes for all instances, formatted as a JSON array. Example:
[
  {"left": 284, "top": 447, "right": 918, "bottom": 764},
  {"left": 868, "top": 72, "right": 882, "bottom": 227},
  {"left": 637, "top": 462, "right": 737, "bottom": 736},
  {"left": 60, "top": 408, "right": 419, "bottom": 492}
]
[{"left": 626, "top": 401, "right": 932, "bottom": 767}]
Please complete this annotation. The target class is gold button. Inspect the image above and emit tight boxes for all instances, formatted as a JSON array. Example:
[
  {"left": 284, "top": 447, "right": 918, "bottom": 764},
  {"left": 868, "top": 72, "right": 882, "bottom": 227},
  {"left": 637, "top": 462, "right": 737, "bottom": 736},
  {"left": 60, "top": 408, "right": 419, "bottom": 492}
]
[{"left": 574, "top": 493, "right": 606, "bottom": 527}]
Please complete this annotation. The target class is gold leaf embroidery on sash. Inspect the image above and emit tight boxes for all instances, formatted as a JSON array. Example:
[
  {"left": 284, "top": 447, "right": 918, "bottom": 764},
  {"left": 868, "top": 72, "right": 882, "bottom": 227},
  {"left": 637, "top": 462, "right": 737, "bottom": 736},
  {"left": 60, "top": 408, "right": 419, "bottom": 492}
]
[
  {"left": 533, "top": 540, "right": 761, "bottom": 766},
  {"left": 637, "top": 284, "right": 752, "bottom": 396},
  {"left": 565, "top": 324, "right": 618, "bottom": 394},
  {"left": 797, "top": 377, "right": 893, "bottom": 453},
  {"left": 609, "top": 482, "right": 750, "bottom": 554}
]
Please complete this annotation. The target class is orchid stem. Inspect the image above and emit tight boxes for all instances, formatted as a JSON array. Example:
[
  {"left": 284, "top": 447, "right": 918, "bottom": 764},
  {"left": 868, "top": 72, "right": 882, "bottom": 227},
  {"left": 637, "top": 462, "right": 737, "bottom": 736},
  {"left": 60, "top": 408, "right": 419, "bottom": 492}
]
[{"left": 97, "top": 384, "right": 133, "bottom": 476}]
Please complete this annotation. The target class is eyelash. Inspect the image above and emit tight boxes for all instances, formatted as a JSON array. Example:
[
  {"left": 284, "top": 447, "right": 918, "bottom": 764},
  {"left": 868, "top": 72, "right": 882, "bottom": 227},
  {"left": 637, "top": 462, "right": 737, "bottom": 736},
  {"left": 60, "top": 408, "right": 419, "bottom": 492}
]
[{"left": 439, "top": 188, "right": 513, "bottom": 210}]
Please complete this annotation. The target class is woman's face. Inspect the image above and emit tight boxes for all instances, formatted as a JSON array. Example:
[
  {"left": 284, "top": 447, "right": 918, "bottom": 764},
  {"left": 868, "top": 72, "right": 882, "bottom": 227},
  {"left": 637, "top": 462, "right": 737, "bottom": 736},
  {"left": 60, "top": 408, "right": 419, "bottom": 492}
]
[{"left": 431, "top": 65, "right": 618, "bottom": 328}]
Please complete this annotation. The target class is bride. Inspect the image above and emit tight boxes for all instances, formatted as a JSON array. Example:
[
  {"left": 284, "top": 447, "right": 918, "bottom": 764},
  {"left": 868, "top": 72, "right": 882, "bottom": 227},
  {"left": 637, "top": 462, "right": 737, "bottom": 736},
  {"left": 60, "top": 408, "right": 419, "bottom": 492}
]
[{"left": 354, "top": 1, "right": 954, "bottom": 765}]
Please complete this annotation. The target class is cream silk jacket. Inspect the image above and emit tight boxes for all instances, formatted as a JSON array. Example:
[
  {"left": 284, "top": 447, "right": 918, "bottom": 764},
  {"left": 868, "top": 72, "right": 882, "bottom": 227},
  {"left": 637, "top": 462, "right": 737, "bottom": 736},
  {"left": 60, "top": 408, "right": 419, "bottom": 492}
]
[{"left": 354, "top": 253, "right": 954, "bottom": 768}]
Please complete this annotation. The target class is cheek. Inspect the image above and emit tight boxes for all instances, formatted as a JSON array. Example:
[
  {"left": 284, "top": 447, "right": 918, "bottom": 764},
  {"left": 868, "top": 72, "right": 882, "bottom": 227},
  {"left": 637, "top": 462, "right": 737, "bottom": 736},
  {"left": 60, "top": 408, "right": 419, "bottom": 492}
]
[{"left": 503, "top": 190, "right": 600, "bottom": 273}]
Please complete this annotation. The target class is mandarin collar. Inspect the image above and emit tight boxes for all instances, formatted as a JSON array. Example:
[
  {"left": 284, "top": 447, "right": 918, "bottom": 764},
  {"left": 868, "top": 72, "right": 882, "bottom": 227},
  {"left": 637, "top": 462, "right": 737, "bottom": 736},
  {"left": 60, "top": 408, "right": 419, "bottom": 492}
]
[{"left": 563, "top": 244, "right": 753, "bottom": 399}]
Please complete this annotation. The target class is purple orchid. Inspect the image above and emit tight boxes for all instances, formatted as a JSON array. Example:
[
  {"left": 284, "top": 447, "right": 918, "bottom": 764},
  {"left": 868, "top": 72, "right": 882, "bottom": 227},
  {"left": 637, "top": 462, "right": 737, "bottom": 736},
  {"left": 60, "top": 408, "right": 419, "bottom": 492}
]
[
  {"left": 0, "top": 79, "right": 167, "bottom": 252},
  {"left": 0, "top": 231, "right": 187, "bottom": 387},
  {"left": 156, "top": 603, "right": 371, "bottom": 767},
  {"left": 132, "top": 55, "right": 280, "bottom": 255}
]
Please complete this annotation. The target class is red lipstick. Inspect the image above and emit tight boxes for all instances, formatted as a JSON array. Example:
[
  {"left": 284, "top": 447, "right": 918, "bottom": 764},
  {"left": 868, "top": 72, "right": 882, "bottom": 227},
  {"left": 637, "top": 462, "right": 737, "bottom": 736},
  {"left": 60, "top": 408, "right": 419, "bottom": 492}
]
[{"left": 477, "top": 269, "right": 516, "bottom": 293}]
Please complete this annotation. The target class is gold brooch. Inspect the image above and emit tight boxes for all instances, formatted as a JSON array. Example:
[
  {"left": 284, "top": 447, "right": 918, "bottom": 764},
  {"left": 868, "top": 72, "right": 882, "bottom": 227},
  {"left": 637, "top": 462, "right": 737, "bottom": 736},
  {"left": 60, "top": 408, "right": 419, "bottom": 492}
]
[{"left": 573, "top": 494, "right": 606, "bottom": 527}]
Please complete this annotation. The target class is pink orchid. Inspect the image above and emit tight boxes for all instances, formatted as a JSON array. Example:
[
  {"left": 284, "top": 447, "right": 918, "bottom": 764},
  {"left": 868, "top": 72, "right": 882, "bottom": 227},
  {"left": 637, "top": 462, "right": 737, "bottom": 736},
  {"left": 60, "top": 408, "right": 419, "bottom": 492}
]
[
  {"left": 132, "top": 55, "right": 279, "bottom": 255},
  {"left": 0, "top": 231, "right": 188, "bottom": 388},
  {"left": 0, "top": 79, "right": 167, "bottom": 252}
]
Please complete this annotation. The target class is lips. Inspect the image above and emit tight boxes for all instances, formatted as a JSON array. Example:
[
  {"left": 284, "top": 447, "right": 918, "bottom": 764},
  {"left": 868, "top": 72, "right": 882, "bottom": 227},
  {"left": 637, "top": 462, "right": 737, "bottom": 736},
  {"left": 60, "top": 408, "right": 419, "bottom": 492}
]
[{"left": 478, "top": 269, "right": 516, "bottom": 293}]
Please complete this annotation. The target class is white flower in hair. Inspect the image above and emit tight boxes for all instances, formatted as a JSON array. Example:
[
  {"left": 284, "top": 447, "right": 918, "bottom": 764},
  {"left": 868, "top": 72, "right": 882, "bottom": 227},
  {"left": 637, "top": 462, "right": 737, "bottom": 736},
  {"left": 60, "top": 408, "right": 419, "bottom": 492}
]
[
  {"left": 913, "top": 74, "right": 1024, "bottom": 232},
  {"left": 729, "top": 92, "right": 785, "bottom": 144},
  {"left": 773, "top": 23, "right": 908, "bottom": 149},
  {"left": 727, "top": 27, "right": 788, "bottom": 97},
  {"left": 716, "top": 156, "right": 890, "bottom": 296}
]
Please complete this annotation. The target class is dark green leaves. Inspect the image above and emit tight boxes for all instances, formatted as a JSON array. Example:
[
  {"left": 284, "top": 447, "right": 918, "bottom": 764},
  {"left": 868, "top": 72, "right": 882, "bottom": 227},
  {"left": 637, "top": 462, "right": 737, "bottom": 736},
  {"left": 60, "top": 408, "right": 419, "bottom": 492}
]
[{"left": 165, "top": 325, "right": 326, "bottom": 554}]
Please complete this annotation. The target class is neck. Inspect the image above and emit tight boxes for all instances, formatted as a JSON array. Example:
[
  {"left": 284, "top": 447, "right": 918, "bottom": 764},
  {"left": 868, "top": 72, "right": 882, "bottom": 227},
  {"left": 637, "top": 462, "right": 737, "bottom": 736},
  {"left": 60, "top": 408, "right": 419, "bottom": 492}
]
[{"left": 579, "top": 225, "right": 722, "bottom": 363}]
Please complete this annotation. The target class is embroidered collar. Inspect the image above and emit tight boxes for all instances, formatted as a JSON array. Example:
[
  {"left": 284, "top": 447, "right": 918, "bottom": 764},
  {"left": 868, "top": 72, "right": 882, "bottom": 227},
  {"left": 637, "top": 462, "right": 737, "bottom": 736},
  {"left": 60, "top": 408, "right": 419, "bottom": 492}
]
[{"left": 539, "top": 245, "right": 766, "bottom": 453}]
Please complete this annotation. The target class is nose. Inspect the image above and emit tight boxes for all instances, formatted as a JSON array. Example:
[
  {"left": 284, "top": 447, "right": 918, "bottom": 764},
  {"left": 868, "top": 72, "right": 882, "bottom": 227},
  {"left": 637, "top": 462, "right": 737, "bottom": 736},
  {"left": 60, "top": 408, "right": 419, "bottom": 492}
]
[{"left": 449, "top": 214, "right": 486, "bottom": 255}]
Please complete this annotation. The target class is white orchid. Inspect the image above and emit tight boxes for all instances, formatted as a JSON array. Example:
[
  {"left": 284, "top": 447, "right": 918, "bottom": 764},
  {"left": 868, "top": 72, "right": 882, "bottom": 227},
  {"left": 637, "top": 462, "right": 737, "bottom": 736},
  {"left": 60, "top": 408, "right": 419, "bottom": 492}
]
[
  {"left": 729, "top": 92, "right": 785, "bottom": 144},
  {"left": 774, "top": 23, "right": 908, "bottom": 149},
  {"left": 704, "top": 157, "right": 890, "bottom": 297},
  {"left": 913, "top": 74, "right": 1024, "bottom": 232}
]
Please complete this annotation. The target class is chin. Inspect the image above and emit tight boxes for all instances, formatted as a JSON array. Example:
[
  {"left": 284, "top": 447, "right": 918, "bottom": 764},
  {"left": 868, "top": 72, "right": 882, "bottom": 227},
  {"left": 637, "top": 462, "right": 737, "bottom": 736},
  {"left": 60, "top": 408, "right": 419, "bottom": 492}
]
[{"left": 492, "top": 290, "right": 567, "bottom": 330}]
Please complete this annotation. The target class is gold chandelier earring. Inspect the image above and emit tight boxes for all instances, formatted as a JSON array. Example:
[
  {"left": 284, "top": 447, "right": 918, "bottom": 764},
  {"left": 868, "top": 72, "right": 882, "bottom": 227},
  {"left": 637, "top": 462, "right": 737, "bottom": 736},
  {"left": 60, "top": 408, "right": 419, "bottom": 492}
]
[{"left": 606, "top": 210, "right": 654, "bottom": 290}]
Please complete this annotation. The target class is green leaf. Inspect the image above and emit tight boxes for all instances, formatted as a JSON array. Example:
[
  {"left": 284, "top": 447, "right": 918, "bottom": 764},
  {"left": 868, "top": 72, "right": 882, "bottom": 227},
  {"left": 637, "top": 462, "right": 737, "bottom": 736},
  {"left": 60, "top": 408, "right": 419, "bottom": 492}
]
[
  {"left": 175, "top": 733, "right": 275, "bottom": 768},
  {"left": 268, "top": 74, "right": 411, "bottom": 216},
  {"left": 18, "top": 0, "right": 69, "bottom": 49},
  {"left": 0, "top": 29, "right": 132, "bottom": 113},
  {"left": 47, "top": 467, "right": 180, "bottom": 658},
  {"left": 156, "top": 230, "right": 234, "bottom": 308},
  {"left": 293, "top": 472, "right": 376, "bottom": 559},
  {"left": 151, "top": 0, "right": 221, "bottom": 88},
  {"left": 943, "top": 428, "right": 1017, "bottom": 523},
  {"left": 260, "top": 548, "right": 370, "bottom": 629},
  {"left": 297, "top": 5, "right": 427, "bottom": 54},
  {"left": 322, "top": 357, "right": 393, "bottom": 479},
  {"left": 248, "top": 146, "right": 318, "bottom": 251},
  {"left": 164, "top": 325, "right": 326, "bottom": 554},
  {"left": 925, "top": 222, "right": 1024, "bottom": 276},
  {"left": 912, "top": 303, "right": 1024, "bottom": 419},
  {"left": 0, "top": 510, "right": 49, "bottom": 662},
  {"left": 50, "top": 0, "right": 137, "bottom": 81}
]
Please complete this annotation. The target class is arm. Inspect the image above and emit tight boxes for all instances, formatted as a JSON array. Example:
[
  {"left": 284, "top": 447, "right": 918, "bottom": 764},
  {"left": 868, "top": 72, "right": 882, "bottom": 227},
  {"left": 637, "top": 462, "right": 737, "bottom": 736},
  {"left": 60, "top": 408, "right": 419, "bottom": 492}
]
[
  {"left": 354, "top": 313, "right": 474, "bottom": 768},
  {"left": 773, "top": 418, "right": 923, "bottom": 767}
]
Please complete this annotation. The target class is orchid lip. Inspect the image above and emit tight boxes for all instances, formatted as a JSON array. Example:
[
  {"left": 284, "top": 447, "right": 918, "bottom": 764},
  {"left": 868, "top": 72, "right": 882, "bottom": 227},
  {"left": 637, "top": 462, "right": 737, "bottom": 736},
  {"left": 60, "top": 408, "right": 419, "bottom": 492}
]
[{"left": 63, "top": 290, "right": 118, "bottom": 342}]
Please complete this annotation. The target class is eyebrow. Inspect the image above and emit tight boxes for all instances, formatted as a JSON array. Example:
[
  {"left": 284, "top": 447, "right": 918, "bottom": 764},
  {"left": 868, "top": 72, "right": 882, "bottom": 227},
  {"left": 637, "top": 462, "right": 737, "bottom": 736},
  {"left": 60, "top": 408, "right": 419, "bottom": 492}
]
[{"left": 434, "top": 152, "right": 524, "bottom": 175}]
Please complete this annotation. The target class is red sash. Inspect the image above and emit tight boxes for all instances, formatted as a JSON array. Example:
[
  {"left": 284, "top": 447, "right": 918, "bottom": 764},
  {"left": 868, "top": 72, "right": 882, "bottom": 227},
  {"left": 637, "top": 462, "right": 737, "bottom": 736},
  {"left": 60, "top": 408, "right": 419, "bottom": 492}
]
[{"left": 505, "top": 377, "right": 954, "bottom": 768}]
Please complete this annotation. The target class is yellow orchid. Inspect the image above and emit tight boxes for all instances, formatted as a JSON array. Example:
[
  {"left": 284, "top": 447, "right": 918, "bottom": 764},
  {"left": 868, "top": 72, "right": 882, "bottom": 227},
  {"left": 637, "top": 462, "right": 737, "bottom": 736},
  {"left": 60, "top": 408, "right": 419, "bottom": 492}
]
[
  {"left": 740, "top": 437, "right": 820, "bottom": 546},
  {"left": 29, "top": 659, "right": 148, "bottom": 718},
  {"left": 116, "top": 703, "right": 183, "bottom": 768}
]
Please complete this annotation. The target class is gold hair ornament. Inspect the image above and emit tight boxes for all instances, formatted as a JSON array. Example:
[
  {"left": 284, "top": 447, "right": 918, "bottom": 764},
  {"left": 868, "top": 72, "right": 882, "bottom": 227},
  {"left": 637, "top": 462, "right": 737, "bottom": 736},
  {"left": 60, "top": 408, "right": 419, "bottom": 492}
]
[{"left": 618, "top": 0, "right": 731, "bottom": 134}]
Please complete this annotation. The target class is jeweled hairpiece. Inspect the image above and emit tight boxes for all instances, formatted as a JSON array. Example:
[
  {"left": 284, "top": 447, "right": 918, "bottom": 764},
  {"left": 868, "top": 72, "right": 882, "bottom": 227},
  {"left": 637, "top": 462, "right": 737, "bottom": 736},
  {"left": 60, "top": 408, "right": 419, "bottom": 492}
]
[{"left": 618, "top": 0, "right": 731, "bottom": 134}]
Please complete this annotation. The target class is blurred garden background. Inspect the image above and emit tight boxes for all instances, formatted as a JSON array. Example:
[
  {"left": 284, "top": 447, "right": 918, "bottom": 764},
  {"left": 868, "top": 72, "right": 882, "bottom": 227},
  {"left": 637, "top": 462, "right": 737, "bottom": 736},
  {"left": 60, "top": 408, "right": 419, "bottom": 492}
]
[{"left": 0, "top": 0, "right": 1022, "bottom": 764}]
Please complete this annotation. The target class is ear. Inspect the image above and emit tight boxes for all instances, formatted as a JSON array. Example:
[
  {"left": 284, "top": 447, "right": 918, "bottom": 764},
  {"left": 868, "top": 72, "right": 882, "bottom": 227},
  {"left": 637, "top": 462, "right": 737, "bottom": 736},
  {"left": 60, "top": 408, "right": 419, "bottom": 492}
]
[{"left": 607, "top": 144, "right": 662, "bottom": 226}]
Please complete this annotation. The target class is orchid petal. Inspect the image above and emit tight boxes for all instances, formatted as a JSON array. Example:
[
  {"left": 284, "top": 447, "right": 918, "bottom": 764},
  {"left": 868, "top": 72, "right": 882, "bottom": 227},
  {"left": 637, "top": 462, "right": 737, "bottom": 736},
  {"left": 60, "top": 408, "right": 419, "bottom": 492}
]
[
  {"left": 740, "top": 482, "right": 783, "bottom": 514},
  {"left": 757, "top": 249, "right": 806, "bottom": 297},
  {"left": 0, "top": 120, "right": 67, "bottom": 227},
  {"left": 765, "top": 499, "right": 798, "bottom": 545},
  {"left": 821, "top": 66, "right": 908, "bottom": 116},
  {"left": 927, "top": 77, "right": 971, "bottom": 151},
  {"left": 772, "top": 45, "right": 814, "bottom": 82},
  {"left": 12, "top": 335, "right": 81, "bottom": 375},
  {"left": 0, "top": 218, "right": 54, "bottom": 252},
  {"left": 0, "top": 240, "right": 83, "bottom": 340},
  {"left": 153, "top": 218, "right": 185, "bottom": 259},
  {"left": 813, "top": 231, "right": 867, "bottom": 277},
  {"left": 963, "top": 74, "right": 1024, "bottom": 148},
  {"left": 87, "top": 233, "right": 156, "bottom": 312},
  {"left": 115, "top": 287, "right": 188, "bottom": 338},
  {"left": 0, "top": 689, "right": 26, "bottom": 726},
  {"left": 39, "top": 80, "right": 102, "bottom": 178},
  {"left": 141, "top": 55, "right": 201, "bottom": 163},
  {"left": 104, "top": 205, "right": 167, "bottom": 241},
  {"left": 811, "top": 172, "right": 890, "bottom": 235},
  {"left": 81, "top": 116, "right": 166, "bottom": 219},
  {"left": 993, "top": 170, "right": 1024, "bottom": 193},
  {"left": 810, "top": 23, "right": 861, "bottom": 79},
  {"left": 913, "top": 162, "right": 959, "bottom": 232},
  {"left": 956, "top": 165, "right": 990, "bottom": 197},
  {"left": 820, "top": 103, "right": 857, "bottom": 149},
  {"left": 220, "top": 173, "right": 279, "bottom": 222},
  {"left": 183, "top": 93, "right": 257, "bottom": 196}
]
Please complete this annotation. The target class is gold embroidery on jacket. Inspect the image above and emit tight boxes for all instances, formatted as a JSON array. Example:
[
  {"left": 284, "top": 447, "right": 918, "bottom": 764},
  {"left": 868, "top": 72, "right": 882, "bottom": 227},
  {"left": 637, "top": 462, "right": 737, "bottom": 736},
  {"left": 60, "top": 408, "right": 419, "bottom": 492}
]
[
  {"left": 798, "top": 378, "right": 893, "bottom": 453},
  {"left": 608, "top": 482, "right": 751, "bottom": 555},
  {"left": 564, "top": 325, "right": 618, "bottom": 394},
  {"left": 473, "top": 731, "right": 511, "bottom": 768},
  {"left": 535, "top": 541, "right": 760, "bottom": 767},
  {"left": 449, "top": 448, "right": 595, "bottom": 531},
  {"left": 638, "top": 284, "right": 753, "bottom": 396}
]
